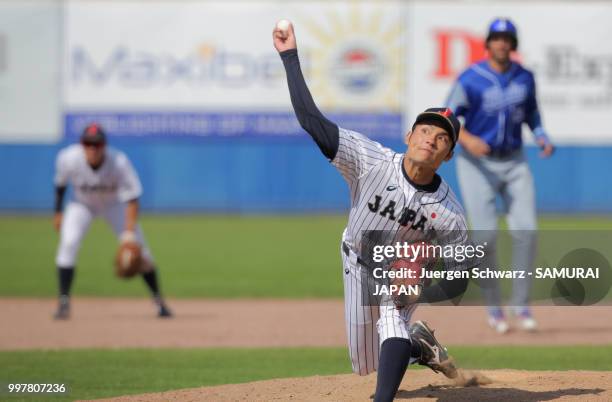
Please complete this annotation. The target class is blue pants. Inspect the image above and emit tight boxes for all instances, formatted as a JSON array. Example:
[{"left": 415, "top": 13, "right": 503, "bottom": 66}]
[{"left": 456, "top": 150, "right": 537, "bottom": 314}]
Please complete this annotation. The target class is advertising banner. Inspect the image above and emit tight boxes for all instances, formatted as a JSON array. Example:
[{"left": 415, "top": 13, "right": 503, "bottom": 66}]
[
  {"left": 406, "top": 2, "right": 612, "bottom": 143},
  {"left": 0, "top": 1, "right": 61, "bottom": 143},
  {"left": 64, "top": 1, "right": 404, "bottom": 139}
]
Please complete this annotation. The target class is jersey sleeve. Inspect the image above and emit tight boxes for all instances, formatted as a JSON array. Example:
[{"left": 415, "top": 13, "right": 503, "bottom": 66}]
[
  {"left": 54, "top": 149, "right": 71, "bottom": 187},
  {"left": 524, "top": 72, "right": 551, "bottom": 144},
  {"left": 116, "top": 153, "right": 143, "bottom": 202},
  {"left": 445, "top": 79, "right": 470, "bottom": 117},
  {"left": 280, "top": 49, "right": 339, "bottom": 160},
  {"left": 331, "top": 127, "right": 392, "bottom": 184}
]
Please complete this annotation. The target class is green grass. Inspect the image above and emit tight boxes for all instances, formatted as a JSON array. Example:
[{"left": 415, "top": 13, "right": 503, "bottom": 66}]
[
  {"left": 1, "top": 215, "right": 611, "bottom": 298},
  {"left": 0, "top": 348, "right": 350, "bottom": 402},
  {"left": 451, "top": 345, "right": 612, "bottom": 371},
  {"left": 0, "top": 215, "right": 346, "bottom": 298},
  {"left": 1, "top": 346, "right": 611, "bottom": 401}
]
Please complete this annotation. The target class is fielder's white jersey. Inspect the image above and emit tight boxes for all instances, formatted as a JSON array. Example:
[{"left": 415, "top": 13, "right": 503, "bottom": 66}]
[
  {"left": 332, "top": 127, "right": 468, "bottom": 260},
  {"left": 54, "top": 144, "right": 142, "bottom": 209}
]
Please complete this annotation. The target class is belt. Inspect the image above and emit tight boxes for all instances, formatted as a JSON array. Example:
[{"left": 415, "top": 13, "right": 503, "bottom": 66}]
[
  {"left": 487, "top": 148, "right": 520, "bottom": 159},
  {"left": 342, "top": 242, "right": 370, "bottom": 268}
]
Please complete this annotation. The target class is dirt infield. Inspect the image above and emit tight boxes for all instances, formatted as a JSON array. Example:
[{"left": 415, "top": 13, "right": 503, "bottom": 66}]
[
  {"left": 85, "top": 370, "right": 612, "bottom": 402},
  {"left": 2, "top": 298, "right": 611, "bottom": 349}
]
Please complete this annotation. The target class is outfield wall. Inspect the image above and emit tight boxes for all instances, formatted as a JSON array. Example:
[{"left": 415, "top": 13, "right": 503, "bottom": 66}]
[
  {"left": 1, "top": 141, "right": 609, "bottom": 213},
  {"left": 1, "top": 0, "right": 611, "bottom": 213}
]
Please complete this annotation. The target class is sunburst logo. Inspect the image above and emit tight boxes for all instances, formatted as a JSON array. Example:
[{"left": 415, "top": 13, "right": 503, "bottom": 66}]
[
  {"left": 332, "top": 43, "right": 382, "bottom": 93},
  {"left": 295, "top": 5, "right": 404, "bottom": 111}
]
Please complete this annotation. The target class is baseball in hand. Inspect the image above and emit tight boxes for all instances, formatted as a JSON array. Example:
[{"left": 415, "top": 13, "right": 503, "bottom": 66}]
[{"left": 276, "top": 19, "right": 291, "bottom": 33}]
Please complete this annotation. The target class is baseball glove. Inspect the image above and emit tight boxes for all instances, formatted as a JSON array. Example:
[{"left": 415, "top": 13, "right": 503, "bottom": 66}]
[
  {"left": 114, "top": 241, "right": 143, "bottom": 278},
  {"left": 387, "top": 241, "right": 436, "bottom": 309},
  {"left": 388, "top": 258, "right": 424, "bottom": 308}
]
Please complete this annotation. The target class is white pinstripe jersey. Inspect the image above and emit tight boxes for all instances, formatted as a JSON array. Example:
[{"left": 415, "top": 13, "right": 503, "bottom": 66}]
[{"left": 332, "top": 128, "right": 468, "bottom": 261}]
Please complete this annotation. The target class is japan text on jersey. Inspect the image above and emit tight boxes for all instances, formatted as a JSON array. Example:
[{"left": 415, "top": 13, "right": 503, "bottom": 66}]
[{"left": 332, "top": 128, "right": 468, "bottom": 252}]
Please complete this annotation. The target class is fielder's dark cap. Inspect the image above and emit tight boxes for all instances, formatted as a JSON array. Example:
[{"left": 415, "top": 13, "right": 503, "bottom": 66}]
[
  {"left": 412, "top": 107, "right": 461, "bottom": 148},
  {"left": 80, "top": 123, "right": 106, "bottom": 145}
]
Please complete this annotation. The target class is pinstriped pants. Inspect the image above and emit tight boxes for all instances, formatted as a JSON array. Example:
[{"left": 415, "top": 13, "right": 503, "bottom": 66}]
[{"left": 341, "top": 245, "right": 417, "bottom": 375}]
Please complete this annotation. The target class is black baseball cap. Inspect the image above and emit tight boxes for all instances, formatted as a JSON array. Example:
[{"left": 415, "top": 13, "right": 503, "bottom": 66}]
[
  {"left": 412, "top": 107, "right": 461, "bottom": 149},
  {"left": 80, "top": 123, "right": 107, "bottom": 145}
]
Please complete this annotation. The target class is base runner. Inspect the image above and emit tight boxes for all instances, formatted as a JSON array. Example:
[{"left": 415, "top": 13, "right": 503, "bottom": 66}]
[{"left": 445, "top": 18, "right": 554, "bottom": 333}]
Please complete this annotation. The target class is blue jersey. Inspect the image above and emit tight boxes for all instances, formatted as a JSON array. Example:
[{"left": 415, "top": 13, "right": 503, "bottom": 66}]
[{"left": 446, "top": 60, "right": 549, "bottom": 155}]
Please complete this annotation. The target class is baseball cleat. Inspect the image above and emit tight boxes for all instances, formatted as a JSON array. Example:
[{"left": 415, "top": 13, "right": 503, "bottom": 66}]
[
  {"left": 487, "top": 309, "right": 510, "bottom": 334},
  {"left": 513, "top": 309, "right": 537, "bottom": 332},
  {"left": 409, "top": 320, "right": 457, "bottom": 379},
  {"left": 488, "top": 316, "right": 510, "bottom": 334},
  {"left": 157, "top": 302, "right": 173, "bottom": 318},
  {"left": 518, "top": 315, "right": 537, "bottom": 331},
  {"left": 53, "top": 296, "right": 70, "bottom": 320}
]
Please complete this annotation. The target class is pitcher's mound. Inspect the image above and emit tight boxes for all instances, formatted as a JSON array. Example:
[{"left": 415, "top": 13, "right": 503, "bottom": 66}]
[{"left": 88, "top": 369, "right": 611, "bottom": 402}]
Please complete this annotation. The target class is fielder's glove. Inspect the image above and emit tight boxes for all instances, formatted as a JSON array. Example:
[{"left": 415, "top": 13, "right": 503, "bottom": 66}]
[{"left": 114, "top": 231, "right": 143, "bottom": 278}]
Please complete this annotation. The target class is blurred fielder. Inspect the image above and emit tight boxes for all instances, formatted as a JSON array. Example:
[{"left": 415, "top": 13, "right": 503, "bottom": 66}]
[
  {"left": 53, "top": 123, "right": 172, "bottom": 319},
  {"left": 274, "top": 21, "right": 474, "bottom": 402},
  {"left": 446, "top": 18, "right": 554, "bottom": 333}
]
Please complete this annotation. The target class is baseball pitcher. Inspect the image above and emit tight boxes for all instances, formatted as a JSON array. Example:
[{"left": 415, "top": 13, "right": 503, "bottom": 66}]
[{"left": 274, "top": 21, "right": 473, "bottom": 402}]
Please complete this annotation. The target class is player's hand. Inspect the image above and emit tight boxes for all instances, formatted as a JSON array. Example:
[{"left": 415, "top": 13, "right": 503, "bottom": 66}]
[
  {"left": 53, "top": 212, "right": 62, "bottom": 232},
  {"left": 537, "top": 137, "right": 554, "bottom": 158},
  {"left": 463, "top": 135, "right": 490, "bottom": 157},
  {"left": 273, "top": 20, "right": 296, "bottom": 53}
]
